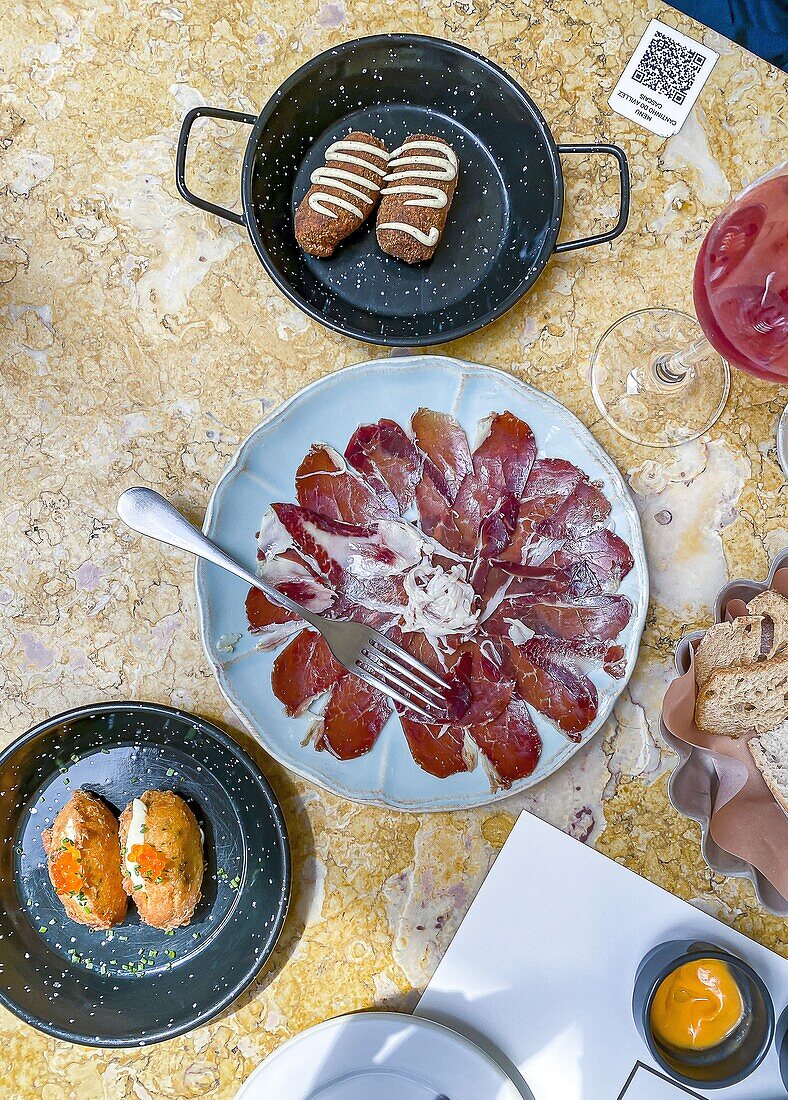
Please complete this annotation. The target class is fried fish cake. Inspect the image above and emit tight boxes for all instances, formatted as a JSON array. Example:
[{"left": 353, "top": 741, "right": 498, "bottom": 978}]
[
  {"left": 42, "top": 789, "right": 127, "bottom": 929},
  {"left": 119, "top": 790, "right": 204, "bottom": 930}
]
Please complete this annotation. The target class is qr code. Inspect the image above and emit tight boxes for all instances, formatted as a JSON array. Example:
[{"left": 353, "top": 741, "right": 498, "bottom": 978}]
[{"left": 632, "top": 29, "right": 706, "bottom": 104}]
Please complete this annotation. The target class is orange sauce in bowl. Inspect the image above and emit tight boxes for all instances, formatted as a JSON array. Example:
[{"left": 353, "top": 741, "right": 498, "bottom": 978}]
[{"left": 650, "top": 959, "right": 744, "bottom": 1051}]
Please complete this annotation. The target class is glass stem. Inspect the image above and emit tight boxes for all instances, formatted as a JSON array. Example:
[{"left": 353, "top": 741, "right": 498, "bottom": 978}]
[{"left": 652, "top": 335, "right": 711, "bottom": 387}]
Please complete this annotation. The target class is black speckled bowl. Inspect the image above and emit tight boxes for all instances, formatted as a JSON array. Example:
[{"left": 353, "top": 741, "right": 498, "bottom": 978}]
[
  {"left": 0, "top": 702, "right": 290, "bottom": 1047},
  {"left": 176, "top": 33, "right": 629, "bottom": 346}
]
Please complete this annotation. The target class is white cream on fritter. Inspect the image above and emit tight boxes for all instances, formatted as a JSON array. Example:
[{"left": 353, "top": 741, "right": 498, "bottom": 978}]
[{"left": 124, "top": 797, "right": 148, "bottom": 891}]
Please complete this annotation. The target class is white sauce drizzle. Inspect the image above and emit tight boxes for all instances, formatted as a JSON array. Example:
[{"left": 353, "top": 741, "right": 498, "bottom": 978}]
[
  {"left": 401, "top": 559, "right": 478, "bottom": 641},
  {"left": 124, "top": 798, "right": 148, "bottom": 892},
  {"left": 308, "top": 139, "right": 390, "bottom": 221},
  {"left": 62, "top": 818, "right": 77, "bottom": 843},
  {"left": 378, "top": 223, "right": 440, "bottom": 247},
  {"left": 379, "top": 139, "right": 458, "bottom": 245}
]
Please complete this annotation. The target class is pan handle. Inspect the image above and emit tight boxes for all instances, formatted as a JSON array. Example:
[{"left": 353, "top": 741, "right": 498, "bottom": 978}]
[
  {"left": 176, "top": 106, "right": 257, "bottom": 226},
  {"left": 554, "top": 143, "right": 630, "bottom": 254}
]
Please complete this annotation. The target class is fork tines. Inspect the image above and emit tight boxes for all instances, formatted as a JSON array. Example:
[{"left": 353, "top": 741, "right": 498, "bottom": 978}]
[{"left": 356, "top": 637, "right": 451, "bottom": 722}]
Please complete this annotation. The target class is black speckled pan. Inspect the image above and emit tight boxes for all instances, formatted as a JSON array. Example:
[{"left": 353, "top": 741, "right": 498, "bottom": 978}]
[
  {"left": 176, "top": 34, "right": 629, "bottom": 346},
  {"left": 0, "top": 702, "right": 290, "bottom": 1047}
]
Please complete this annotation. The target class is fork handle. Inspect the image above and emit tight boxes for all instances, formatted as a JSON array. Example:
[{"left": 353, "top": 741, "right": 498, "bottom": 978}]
[{"left": 117, "top": 487, "right": 316, "bottom": 624}]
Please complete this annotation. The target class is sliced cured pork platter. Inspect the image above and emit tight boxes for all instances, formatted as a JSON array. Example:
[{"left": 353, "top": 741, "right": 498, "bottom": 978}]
[{"left": 196, "top": 357, "right": 648, "bottom": 810}]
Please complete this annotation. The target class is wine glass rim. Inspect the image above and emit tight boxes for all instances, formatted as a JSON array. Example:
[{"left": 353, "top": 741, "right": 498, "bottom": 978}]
[{"left": 737, "top": 159, "right": 788, "bottom": 199}]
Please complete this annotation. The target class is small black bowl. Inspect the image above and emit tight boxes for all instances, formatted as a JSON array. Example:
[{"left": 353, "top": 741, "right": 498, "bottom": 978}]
[
  {"left": 633, "top": 939, "right": 775, "bottom": 1089},
  {"left": 176, "top": 34, "right": 628, "bottom": 346},
  {"left": 0, "top": 702, "right": 290, "bottom": 1047},
  {"left": 777, "top": 1005, "right": 788, "bottom": 1091}
]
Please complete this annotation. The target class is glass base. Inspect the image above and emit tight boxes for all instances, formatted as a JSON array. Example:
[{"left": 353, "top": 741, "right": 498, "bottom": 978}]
[{"left": 591, "top": 308, "right": 730, "bottom": 448}]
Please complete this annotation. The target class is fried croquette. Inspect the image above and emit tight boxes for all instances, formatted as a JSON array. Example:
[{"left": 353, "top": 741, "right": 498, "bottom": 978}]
[
  {"left": 42, "top": 789, "right": 127, "bottom": 930},
  {"left": 119, "top": 790, "right": 204, "bottom": 930}
]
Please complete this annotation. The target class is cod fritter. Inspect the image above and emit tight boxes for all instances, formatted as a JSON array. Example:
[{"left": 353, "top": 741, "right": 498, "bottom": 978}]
[
  {"left": 42, "top": 789, "right": 127, "bottom": 929},
  {"left": 119, "top": 789, "right": 204, "bottom": 930}
]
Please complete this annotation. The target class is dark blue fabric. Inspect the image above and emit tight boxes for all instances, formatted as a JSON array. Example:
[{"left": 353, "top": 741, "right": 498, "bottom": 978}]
[{"left": 668, "top": 0, "right": 788, "bottom": 70}]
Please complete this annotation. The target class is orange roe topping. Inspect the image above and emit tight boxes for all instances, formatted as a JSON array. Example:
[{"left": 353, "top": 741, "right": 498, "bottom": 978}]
[
  {"left": 51, "top": 842, "right": 83, "bottom": 895},
  {"left": 128, "top": 843, "right": 168, "bottom": 879}
]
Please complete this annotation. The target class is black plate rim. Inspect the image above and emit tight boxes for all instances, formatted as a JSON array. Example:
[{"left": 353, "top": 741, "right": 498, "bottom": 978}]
[
  {"left": 0, "top": 700, "right": 292, "bottom": 1048},
  {"left": 239, "top": 32, "right": 564, "bottom": 347}
]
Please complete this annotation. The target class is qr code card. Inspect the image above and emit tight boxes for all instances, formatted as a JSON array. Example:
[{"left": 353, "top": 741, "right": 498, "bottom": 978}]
[{"left": 609, "top": 19, "right": 718, "bottom": 137}]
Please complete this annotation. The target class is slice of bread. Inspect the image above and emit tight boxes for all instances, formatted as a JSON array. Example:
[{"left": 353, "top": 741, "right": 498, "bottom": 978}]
[
  {"left": 749, "top": 721, "right": 788, "bottom": 815},
  {"left": 695, "top": 656, "right": 788, "bottom": 736},
  {"left": 747, "top": 590, "right": 788, "bottom": 658},
  {"left": 694, "top": 616, "right": 767, "bottom": 688}
]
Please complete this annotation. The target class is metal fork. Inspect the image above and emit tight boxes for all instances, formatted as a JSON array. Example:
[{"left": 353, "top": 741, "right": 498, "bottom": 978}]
[{"left": 117, "top": 487, "right": 450, "bottom": 720}]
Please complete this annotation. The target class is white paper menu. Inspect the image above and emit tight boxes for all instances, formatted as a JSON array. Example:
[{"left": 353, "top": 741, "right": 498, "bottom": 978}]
[{"left": 416, "top": 813, "right": 788, "bottom": 1099}]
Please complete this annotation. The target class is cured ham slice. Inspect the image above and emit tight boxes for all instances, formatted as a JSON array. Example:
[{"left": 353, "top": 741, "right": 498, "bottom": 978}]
[
  {"left": 316, "top": 677, "right": 391, "bottom": 759},
  {"left": 245, "top": 588, "right": 300, "bottom": 649},
  {"left": 246, "top": 550, "right": 335, "bottom": 648},
  {"left": 500, "top": 458, "right": 585, "bottom": 563},
  {"left": 469, "top": 492, "right": 519, "bottom": 593},
  {"left": 536, "top": 478, "right": 611, "bottom": 540},
  {"left": 296, "top": 443, "right": 392, "bottom": 523},
  {"left": 398, "top": 712, "right": 475, "bottom": 777},
  {"left": 473, "top": 411, "right": 537, "bottom": 499},
  {"left": 439, "top": 412, "right": 537, "bottom": 556},
  {"left": 470, "top": 699, "right": 541, "bottom": 787},
  {"left": 415, "top": 457, "right": 455, "bottom": 538},
  {"left": 539, "top": 528, "right": 634, "bottom": 591},
  {"left": 270, "top": 504, "right": 422, "bottom": 614},
  {"left": 524, "top": 635, "right": 627, "bottom": 680},
  {"left": 504, "top": 638, "right": 598, "bottom": 740},
  {"left": 411, "top": 408, "right": 472, "bottom": 503},
  {"left": 345, "top": 419, "right": 423, "bottom": 514},
  {"left": 488, "top": 557, "right": 600, "bottom": 602},
  {"left": 480, "top": 560, "right": 601, "bottom": 638},
  {"left": 515, "top": 593, "right": 632, "bottom": 642},
  {"left": 457, "top": 639, "right": 513, "bottom": 725},
  {"left": 260, "top": 551, "right": 336, "bottom": 610},
  {"left": 271, "top": 629, "right": 344, "bottom": 716}
]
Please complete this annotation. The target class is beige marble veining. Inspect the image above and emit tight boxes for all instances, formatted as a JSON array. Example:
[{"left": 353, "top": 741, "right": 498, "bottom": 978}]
[{"left": 0, "top": 0, "right": 787, "bottom": 1095}]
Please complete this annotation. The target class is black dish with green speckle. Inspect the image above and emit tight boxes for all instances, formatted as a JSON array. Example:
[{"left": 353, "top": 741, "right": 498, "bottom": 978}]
[{"left": 0, "top": 701, "right": 290, "bottom": 1046}]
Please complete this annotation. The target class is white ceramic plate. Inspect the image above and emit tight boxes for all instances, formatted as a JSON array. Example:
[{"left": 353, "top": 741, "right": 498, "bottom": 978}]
[
  {"left": 235, "top": 1011, "right": 530, "bottom": 1099},
  {"left": 196, "top": 355, "right": 648, "bottom": 811}
]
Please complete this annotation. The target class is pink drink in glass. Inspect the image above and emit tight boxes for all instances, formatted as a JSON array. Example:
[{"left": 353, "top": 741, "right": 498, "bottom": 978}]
[{"left": 693, "top": 171, "right": 788, "bottom": 384}]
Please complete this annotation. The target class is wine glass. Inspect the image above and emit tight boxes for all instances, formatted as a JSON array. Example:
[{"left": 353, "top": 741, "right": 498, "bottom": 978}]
[{"left": 590, "top": 161, "right": 788, "bottom": 448}]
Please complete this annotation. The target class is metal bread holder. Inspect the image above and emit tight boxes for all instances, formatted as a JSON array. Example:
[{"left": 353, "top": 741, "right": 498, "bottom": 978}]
[{"left": 662, "top": 546, "right": 788, "bottom": 917}]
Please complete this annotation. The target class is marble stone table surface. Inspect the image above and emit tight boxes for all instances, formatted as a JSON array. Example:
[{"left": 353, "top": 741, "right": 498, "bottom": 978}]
[{"left": 0, "top": 0, "right": 786, "bottom": 1095}]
